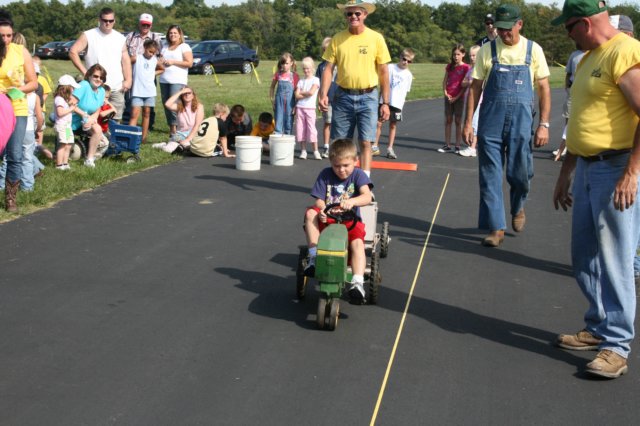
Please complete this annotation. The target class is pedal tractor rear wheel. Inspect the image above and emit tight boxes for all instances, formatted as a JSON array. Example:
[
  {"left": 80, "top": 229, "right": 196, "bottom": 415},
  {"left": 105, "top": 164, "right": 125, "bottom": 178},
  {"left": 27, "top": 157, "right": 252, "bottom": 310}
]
[
  {"left": 327, "top": 299, "right": 340, "bottom": 331},
  {"left": 380, "top": 221, "right": 390, "bottom": 258},
  {"left": 316, "top": 297, "right": 327, "bottom": 329},
  {"left": 368, "top": 250, "right": 381, "bottom": 305},
  {"left": 296, "top": 247, "right": 309, "bottom": 299}
]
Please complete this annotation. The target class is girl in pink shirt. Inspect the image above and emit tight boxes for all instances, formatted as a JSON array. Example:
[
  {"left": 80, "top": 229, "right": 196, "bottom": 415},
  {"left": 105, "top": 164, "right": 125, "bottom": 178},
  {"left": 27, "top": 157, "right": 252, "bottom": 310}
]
[{"left": 439, "top": 44, "right": 471, "bottom": 154}]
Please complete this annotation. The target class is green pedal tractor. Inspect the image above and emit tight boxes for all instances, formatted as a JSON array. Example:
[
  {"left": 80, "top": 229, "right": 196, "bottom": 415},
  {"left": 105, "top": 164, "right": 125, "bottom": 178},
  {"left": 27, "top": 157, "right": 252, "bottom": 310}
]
[{"left": 296, "top": 202, "right": 390, "bottom": 330}]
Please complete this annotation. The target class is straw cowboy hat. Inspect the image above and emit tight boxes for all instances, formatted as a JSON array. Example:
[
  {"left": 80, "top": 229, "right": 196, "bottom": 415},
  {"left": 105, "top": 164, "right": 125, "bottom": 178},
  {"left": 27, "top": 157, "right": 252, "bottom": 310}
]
[{"left": 337, "top": 0, "right": 376, "bottom": 14}]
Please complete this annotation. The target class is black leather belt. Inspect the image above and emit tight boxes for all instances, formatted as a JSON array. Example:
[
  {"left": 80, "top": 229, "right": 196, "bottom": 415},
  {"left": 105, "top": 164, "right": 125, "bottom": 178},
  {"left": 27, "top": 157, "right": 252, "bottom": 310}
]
[
  {"left": 339, "top": 86, "right": 377, "bottom": 95},
  {"left": 582, "top": 149, "right": 631, "bottom": 162}
]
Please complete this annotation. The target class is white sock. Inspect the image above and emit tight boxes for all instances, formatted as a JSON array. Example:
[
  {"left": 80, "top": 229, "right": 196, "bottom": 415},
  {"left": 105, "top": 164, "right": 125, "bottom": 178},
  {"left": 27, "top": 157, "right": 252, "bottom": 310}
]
[
  {"left": 308, "top": 247, "right": 317, "bottom": 264},
  {"left": 352, "top": 274, "right": 364, "bottom": 284},
  {"left": 363, "top": 170, "right": 371, "bottom": 177}
]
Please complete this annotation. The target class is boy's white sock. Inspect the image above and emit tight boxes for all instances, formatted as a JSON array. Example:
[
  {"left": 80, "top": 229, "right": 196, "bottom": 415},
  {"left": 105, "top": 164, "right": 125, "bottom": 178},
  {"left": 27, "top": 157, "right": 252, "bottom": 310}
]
[
  {"left": 352, "top": 274, "right": 364, "bottom": 284},
  {"left": 308, "top": 246, "right": 317, "bottom": 262},
  {"left": 363, "top": 170, "right": 371, "bottom": 177}
]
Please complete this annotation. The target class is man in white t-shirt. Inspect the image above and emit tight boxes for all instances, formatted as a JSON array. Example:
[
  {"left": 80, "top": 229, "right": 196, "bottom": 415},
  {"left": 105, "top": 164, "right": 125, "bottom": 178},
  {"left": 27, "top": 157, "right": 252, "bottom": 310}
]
[
  {"left": 70, "top": 7, "right": 131, "bottom": 121},
  {"left": 372, "top": 48, "right": 414, "bottom": 159}
]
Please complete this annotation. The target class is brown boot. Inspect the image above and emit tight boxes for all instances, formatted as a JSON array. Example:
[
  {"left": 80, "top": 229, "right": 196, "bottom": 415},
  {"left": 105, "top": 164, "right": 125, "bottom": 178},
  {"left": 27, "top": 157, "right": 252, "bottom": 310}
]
[
  {"left": 512, "top": 209, "right": 526, "bottom": 232},
  {"left": 4, "top": 179, "right": 20, "bottom": 213},
  {"left": 481, "top": 230, "right": 505, "bottom": 247}
]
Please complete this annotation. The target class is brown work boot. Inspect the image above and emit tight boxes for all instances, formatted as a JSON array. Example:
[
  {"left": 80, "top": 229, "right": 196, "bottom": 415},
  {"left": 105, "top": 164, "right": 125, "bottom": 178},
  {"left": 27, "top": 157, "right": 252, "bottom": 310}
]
[
  {"left": 512, "top": 209, "right": 526, "bottom": 232},
  {"left": 556, "top": 329, "right": 602, "bottom": 351},
  {"left": 4, "top": 179, "right": 19, "bottom": 213},
  {"left": 586, "top": 350, "right": 628, "bottom": 379},
  {"left": 481, "top": 230, "right": 504, "bottom": 247}
]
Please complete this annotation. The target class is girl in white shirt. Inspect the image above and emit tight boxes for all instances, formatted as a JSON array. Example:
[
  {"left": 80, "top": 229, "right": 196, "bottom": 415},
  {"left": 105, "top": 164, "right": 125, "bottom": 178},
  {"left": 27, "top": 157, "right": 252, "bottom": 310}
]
[{"left": 294, "top": 57, "right": 320, "bottom": 160}]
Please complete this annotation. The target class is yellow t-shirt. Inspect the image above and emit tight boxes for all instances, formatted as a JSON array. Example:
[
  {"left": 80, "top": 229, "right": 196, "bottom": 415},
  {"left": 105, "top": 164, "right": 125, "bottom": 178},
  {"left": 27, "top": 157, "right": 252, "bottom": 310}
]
[
  {"left": 0, "top": 43, "right": 28, "bottom": 116},
  {"left": 323, "top": 27, "right": 391, "bottom": 90},
  {"left": 251, "top": 121, "right": 275, "bottom": 140},
  {"left": 472, "top": 36, "right": 550, "bottom": 87},
  {"left": 37, "top": 74, "right": 52, "bottom": 112},
  {"left": 567, "top": 33, "right": 640, "bottom": 157}
]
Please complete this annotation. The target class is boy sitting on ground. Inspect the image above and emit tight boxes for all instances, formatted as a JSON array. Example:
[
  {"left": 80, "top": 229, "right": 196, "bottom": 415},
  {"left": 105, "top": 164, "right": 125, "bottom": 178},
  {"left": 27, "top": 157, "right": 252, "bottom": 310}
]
[
  {"left": 303, "top": 139, "right": 373, "bottom": 304},
  {"left": 190, "top": 103, "right": 234, "bottom": 158},
  {"left": 250, "top": 111, "right": 275, "bottom": 152},
  {"left": 224, "top": 104, "right": 252, "bottom": 151}
]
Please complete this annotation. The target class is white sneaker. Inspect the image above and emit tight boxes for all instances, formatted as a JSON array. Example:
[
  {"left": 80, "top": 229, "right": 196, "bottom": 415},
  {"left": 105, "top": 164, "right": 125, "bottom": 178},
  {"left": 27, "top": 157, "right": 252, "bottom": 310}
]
[
  {"left": 348, "top": 281, "right": 366, "bottom": 304},
  {"left": 84, "top": 158, "right": 95, "bottom": 168},
  {"left": 152, "top": 143, "right": 165, "bottom": 149},
  {"left": 299, "top": 151, "right": 307, "bottom": 160},
  {"left": 322, "top": 145, "right": 329, "bottom": 158},
  {"left": 459, "top": 146, "right": 477, "bottom": 157},
  {"left": 313, "top": 150, "right": 322, "bottom": 160},
  {"left": 372, "top": 145, "right": 381, "bottom": 156},
  {"left": 386, "top": 148, "right": 397, "bottom": 159}
]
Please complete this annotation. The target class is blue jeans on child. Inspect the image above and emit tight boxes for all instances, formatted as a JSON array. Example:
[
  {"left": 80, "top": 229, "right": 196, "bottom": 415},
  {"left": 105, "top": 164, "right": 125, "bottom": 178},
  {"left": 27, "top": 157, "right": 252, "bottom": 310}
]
[
  {"left": 571, "top": 154, "right": 640, "bottom": 358},
  {"left": 274, "top": 79, "right": 294, "bottom": 135}
]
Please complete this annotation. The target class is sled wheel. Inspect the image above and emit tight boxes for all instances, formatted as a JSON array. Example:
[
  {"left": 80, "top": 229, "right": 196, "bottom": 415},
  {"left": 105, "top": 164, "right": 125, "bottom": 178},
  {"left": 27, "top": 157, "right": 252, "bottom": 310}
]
[
  {"left": 368, "top": 250, "right": 381, "bottom": 305},
  {"left": 327, "top": 299, "right": 340, "bottom": 331},
  {"left": 317, "top": 298, "right": 327, "bottom": 329},
  {"left": 296, "top": 247, "right": 309, "bottom": 299},
  {"left": 380, "top": 221, "right": 390, "bottom": 258}
]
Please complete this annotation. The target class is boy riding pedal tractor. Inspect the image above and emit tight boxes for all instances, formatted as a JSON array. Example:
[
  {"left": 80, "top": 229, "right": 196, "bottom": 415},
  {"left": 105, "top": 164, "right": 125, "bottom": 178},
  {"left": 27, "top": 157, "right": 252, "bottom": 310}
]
[{"left": 303, "top": 139, "right": 373, "bottom": 304}]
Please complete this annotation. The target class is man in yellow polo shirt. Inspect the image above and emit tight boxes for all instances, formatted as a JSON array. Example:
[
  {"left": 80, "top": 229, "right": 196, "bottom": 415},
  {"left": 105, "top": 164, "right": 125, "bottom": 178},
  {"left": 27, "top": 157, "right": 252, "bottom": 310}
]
[
  {"left": 463, "top": 4, "right": 551, "bottom": 247},
  {"left": 318, "top": 0, "right": 391, "bottom": 176},
  {"left": 552, "top": 0, "right": 640, "bottom": 379}
]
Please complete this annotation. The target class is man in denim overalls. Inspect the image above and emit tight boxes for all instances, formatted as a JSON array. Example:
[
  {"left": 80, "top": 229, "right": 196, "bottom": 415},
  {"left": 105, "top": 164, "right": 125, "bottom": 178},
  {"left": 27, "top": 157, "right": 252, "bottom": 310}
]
[{"left": 463, "top": 4, "right": 551, "bottom": 247}]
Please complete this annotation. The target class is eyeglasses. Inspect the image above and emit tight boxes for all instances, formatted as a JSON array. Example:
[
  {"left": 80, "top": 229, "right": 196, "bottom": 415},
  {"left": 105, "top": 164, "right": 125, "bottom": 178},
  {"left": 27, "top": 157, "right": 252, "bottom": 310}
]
[
  {"left": 345, "top": 11, "right": 363, "bottom": 17},
  {"left": 401, "top": 57, "right": 413, "bottom": 63},
  {"left": 92, "top": 74, "right": 105, "bottom": 81},
  {"left": 0, "top": 33, "right": 12, "bottom": 39},
  {"left": 140, "top": 24, "right": 151, "bottom": 28},
  {"left": 485, "top": 21, "right": 494, "bottom": 26},
  {"left": 101, "top": 18, "right": 115, "bottom": 24},
  {"left": 565, "top": 19, "right": 584, "bottom": 34}
]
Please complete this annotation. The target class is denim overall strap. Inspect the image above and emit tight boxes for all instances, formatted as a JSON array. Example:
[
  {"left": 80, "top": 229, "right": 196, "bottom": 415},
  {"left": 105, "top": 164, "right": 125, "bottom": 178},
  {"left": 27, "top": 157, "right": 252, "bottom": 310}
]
[
  {"left": 274, "top": 76, "right": 295, "bottom": 134},
  {"left": 477, "top": 39, "right": 535, "bottom": 231}
]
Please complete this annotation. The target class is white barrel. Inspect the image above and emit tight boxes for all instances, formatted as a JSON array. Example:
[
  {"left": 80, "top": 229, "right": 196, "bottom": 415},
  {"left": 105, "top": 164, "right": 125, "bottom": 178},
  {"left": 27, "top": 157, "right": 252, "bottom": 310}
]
[
  {"left": 235, "top": 136, "right": 263, "bottom": 171},
  {"left": 268, "top": 134, "right": 296, "bottom": 166}
]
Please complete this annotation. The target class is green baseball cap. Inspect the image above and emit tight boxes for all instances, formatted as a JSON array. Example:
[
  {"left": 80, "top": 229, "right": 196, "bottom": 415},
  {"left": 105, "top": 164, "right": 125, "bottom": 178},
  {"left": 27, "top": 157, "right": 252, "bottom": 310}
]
[
  {"left": 495, "top": 4, "right": 521, "bottom": 29},
  {"left": 551, "top": 0, "right": 608, "bottom": 26}
]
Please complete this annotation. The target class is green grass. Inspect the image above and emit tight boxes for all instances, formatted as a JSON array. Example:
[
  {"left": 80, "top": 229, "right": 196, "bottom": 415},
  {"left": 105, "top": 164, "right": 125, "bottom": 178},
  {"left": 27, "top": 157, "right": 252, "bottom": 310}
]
[{"left": 1, "top": 59, "right": 564, "bottom": 222}]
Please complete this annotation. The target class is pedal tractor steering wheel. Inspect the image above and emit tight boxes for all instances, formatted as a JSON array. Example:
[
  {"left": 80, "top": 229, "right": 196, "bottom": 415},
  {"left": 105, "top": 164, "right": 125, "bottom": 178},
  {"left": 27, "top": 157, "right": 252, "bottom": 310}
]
[{"left": 323, "top": 203, "right": 359, "bottom": 231}]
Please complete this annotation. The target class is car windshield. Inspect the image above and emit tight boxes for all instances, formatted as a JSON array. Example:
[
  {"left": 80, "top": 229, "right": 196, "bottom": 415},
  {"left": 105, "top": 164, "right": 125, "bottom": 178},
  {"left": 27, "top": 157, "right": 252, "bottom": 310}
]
[
  {"left": 191, "top": 43, "right": 217, "bottom": 54},
  {"left": 43, "top": 42, "right": 59, "bottom": 48},
  {"left": 63, "top": 41, "right": 74, "bottom": 47}
]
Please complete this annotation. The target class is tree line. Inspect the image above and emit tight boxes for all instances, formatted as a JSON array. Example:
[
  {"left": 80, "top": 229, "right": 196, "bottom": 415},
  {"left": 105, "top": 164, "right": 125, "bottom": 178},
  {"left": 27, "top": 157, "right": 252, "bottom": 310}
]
[{"left": 5, "top": 0, "right": 639, "bottom": 65}]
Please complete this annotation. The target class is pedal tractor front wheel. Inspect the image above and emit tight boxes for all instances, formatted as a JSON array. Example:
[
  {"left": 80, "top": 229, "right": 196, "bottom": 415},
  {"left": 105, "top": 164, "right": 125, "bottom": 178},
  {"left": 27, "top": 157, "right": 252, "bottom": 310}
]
[
  {"left": 317, "top": 297, "right": 327, "bottom": 329},
  {"left": 327, "top": 299, "right": 340, "bottom": 330}
]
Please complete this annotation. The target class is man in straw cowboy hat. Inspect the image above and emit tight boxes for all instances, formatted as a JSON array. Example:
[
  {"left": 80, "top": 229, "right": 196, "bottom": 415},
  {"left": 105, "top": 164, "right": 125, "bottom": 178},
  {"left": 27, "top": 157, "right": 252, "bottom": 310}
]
[
  {"left": 552, "top": 0, "right": 640, "bottom": 379},
  {"left": 318, "top": 0, "right": 391, "bottom": 177}
]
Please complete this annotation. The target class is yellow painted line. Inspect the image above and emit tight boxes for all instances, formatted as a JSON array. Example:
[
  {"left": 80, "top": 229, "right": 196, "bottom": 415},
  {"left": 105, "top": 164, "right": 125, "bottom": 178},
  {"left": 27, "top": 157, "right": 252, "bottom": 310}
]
[{"left": 370, "top": 173, "right": 450, "bottom": 426}]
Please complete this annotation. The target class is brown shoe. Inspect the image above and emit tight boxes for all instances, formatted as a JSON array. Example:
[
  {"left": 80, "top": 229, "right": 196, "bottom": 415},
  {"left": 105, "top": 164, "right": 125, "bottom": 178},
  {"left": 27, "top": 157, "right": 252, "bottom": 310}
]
[
  {"left": 481, "top": 230, "right": 505, "bottom": 247},
  {"left": 4, "top": 178, "right": 19, "bottom": 213},
  {"left": 557, "top": 329, "right": 602, "bottom": 351},
  {"left": 512, "top": 209, "right": 526, "bottom": 232},
  {"left": 586, "top": 350, "right": 628, "bottom": 378}
]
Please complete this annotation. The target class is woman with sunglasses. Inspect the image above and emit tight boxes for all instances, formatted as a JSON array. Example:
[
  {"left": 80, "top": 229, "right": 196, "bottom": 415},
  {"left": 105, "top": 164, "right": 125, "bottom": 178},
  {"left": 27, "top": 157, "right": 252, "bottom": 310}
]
[
  {"left": 153, "top": 86, "right": 203, "bottom": 154},
  {"left": 0, "top": 9, "right": 38, "bottom": 212},
  {"left": 71, "top": 64, "right": 107, "bottom": 167},
  {"left": 159, "top": 25, "right": 193, "bottom": 139}
]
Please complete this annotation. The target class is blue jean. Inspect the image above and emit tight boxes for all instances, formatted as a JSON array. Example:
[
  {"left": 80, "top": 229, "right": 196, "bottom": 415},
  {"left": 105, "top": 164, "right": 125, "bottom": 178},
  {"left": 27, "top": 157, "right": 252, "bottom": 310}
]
[
  {"left": 331, "top": 87, "right": 378, "bottom": 142},
  {"left": 160, "top": 82, "right": 185, "bottom": 128},
  {"left": 1, "top": 116, "right": 27, "bottom": 183},
  {"left": 274, "top": 79, "right": 294, "bottom": 135},
  {"left": 572, "top": 155, "right": 640, "bottom": 357},
  {"left": 0, "top": 129, "right": 42, "bottom": 191}
]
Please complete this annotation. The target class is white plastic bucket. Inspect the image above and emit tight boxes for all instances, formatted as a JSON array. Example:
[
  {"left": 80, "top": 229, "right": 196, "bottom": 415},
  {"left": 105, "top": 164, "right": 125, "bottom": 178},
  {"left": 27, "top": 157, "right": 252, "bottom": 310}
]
[
  {"left": 268, "top": 135, "right": 296, "bottom": 166},
  {"left": 235, "top": 136, "right": 263, "bottom": 171}
]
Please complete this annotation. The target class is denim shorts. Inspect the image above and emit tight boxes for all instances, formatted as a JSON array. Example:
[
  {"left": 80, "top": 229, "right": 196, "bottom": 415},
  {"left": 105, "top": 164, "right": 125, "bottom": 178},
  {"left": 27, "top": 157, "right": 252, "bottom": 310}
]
[
  {"left": 131, "top": 96, "right": 156, "bottom": 107},
  {"left": 330, "top": 87, "right": 378, "bottom": 142}
]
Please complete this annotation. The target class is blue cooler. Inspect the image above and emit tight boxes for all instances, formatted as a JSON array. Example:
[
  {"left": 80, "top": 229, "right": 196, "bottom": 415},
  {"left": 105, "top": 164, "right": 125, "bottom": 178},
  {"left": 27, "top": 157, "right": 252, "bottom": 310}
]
[{"left": 105, "top": 120, "right": 143, "bottom": 157}]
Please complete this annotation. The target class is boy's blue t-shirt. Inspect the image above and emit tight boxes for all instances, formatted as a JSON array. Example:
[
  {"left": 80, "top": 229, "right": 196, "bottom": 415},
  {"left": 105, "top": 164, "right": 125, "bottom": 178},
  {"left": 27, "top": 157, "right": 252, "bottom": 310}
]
[
  {"left": 316, "top": 60, "right": 337, "bottom": 101},
  {"left": 71, "top": 80, "right": 106, "bottom": 130},
  {"left": 311, "top": 167, "right": 373, "bottom": 218}
]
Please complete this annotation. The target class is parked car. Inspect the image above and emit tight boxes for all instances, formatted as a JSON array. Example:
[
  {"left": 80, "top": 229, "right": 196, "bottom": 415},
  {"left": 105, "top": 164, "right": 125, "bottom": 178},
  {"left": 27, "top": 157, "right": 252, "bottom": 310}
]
[
  {"left": 53, "top": 40, "right": 85, "bottom": 60},
  {"left": 189, "top": 40, "right": 259, "bottom": 75},
  {"left": 35, "top": 41, "right": 66, "bottom": 59}
]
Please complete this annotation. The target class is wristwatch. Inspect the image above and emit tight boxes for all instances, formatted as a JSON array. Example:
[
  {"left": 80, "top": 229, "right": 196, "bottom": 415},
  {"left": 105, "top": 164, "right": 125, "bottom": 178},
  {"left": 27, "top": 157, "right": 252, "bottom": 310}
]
[{"left": 538, "top": 122, "right": 550, "bottom": 128}]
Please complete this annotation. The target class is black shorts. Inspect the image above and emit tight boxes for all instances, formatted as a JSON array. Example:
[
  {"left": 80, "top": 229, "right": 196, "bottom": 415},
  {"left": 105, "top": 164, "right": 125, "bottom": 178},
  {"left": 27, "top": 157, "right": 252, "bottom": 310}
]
[{"left": 380, "top": 105, "right": 403, "bottom": 122}]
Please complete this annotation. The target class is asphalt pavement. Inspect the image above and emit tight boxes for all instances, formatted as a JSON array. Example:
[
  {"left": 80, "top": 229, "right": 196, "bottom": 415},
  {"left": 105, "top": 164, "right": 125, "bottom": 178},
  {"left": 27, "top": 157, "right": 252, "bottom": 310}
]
[{"left": 1, "top": 89, "right": 638, "bottom": 425}]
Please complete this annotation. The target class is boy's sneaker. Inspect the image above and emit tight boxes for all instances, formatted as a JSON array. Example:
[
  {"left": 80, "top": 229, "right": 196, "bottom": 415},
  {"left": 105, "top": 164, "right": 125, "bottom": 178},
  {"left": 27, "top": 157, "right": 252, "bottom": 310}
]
[
  {"left": 313, "top": 150, "right": 322, "bottom": 160},
  {"left": 437, "top": 145, "right": 452, "bottom": 153},
  {"left": 372, "top": 145, "right": 381, "bottom": 156},
  {"left": 454, "top": 146, "right": 461, "bottom": 154},
  {"left": 322, "top": 146, "right": 329, "bottom": 158},
  {"left": 348, "top": 281, "right": 366, "bottom": 305},
  {"left": 459, "top": 146, "right": 477, "bottom": 157},
  {"left": 84, "top": 158, "right": 95, "bottom": 168},
  {"left": 386, "top": 148, "right": 397, "bottom": 159},
  {"left": 299, "top": 151, "right": 307, "bottom": 160}
]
